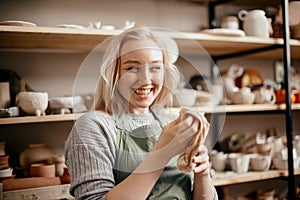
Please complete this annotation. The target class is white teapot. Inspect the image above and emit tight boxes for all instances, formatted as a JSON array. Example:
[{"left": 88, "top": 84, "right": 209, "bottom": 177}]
[
  {"left": 253, "top": 87, "right": 276, "bottom": 104},
  {"left": 238, "top": 9, "right": 272, "bottom": 39}
]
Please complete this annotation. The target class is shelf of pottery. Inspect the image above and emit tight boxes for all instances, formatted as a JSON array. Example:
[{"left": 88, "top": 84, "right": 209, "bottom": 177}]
[{"left": 210, "top": 132, "right": 300, "bottom": 184}]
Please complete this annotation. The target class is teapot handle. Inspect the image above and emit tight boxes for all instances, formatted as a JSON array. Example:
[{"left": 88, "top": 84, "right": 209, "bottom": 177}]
[
  {"left": 270, "top": 92, "right": 276, "bottom": 104},
  {"left": 238, "top": 10, "right": 248, "bottom": 21}
]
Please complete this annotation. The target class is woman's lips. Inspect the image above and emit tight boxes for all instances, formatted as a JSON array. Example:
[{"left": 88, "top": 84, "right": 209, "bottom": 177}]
[{"left": 133, "top": 87, "right": 153, "bottom": 96}]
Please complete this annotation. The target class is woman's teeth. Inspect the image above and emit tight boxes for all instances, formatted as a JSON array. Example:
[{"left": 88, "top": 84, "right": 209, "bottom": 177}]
[{"left": 135, "top": 88, "right": 152, "bottom": 95}]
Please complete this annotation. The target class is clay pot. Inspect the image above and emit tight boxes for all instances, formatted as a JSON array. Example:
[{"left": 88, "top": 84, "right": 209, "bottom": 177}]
[
  {"left": 19, "top": 143, "right": 55, "bottom": 170},
  {"left": 16, "top": 91, "right": 48, "bottom": 116},
  {"left": 30, "top": 163, "right": 56, "bottom": 177}
]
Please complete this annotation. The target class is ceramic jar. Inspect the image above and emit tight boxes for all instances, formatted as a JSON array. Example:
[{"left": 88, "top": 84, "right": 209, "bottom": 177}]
[
  {"left": 19, "top": 143, "right": 56, "bottom": 169},
  {"left": 238, "top": 9, "right": 270, "bottom": 38}
]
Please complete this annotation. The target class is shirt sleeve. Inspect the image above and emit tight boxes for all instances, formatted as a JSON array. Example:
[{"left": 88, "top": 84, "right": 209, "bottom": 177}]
[{"left": 65, "top": 111, "right": 116, "bottom": 200}]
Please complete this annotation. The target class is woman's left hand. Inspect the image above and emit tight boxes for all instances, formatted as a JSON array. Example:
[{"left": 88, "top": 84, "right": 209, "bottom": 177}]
[{"left": 192, "top": 145, "right": 210, "bottom": 174}]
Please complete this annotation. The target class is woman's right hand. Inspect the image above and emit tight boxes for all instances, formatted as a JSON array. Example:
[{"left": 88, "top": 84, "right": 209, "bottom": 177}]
[{"left": 153, "top": 112, "right": 200, "bottom": 158}]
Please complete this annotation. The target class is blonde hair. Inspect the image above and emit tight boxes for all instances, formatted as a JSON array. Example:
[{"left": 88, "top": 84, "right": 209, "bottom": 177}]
[{"left": 94, "top": 27, "right": 180, "bottom": 115}]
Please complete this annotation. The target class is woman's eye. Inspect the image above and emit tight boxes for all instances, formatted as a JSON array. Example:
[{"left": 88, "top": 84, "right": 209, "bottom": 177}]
[
  {"left": 150, "top": 64, "right": 163, "bottom": 72},
  {"left": 127, "top": 66, "right": 140, "bottom": 72}
]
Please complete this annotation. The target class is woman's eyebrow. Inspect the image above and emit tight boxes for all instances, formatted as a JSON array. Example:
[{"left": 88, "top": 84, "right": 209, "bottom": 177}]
[
  {"left": 123, "top": 60, "right": 141, "bottom": 65},
  {"left": 123, "top": 60, "right": 163, "bottom": 65}
]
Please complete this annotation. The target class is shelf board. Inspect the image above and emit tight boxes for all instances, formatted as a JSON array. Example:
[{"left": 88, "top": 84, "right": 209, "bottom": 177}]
[
  {"left": 1, "top": 184, "right": 73, "bottom": 199},
  {"left": 169, "top": 103, "right": 300, "bottom": 114},
  {"left": 208, "top": 103, "right": 300, "bottom": 113},
  {"left": 213, "top": 168, "right": 300, "bottom": 186},
  {"left": 1, "top": 26, "right": 300, "bottom": 59},
  {"left": 0, "top": 113, "right": 83, "bottom": 125}
]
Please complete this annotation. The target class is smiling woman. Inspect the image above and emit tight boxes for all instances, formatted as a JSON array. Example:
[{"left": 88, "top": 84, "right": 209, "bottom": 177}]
[{"left": 65, "top": 27, "right": 218, "bottom": 200}]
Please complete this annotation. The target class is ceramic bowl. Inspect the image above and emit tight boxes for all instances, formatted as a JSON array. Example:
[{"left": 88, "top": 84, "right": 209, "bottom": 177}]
[
  {"left": 17, "top": 92, "right": 48, "bottom": 116},
  {"left": 250, "top": 155, "right": 272, "bottom": 171},
  {"left": 48, "top": 96, "right": 87, "bottom": 113}
]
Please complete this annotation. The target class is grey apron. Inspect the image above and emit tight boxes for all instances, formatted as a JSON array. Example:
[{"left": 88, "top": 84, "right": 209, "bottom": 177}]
[{"left": 113, "top": 111, "right": 193, "bottom": 200}]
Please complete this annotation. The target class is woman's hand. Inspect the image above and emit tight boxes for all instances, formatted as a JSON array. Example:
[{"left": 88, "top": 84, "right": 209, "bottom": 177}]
[
  {"left": 153, "top": 113, "right": 199, "bottom": 159},
  {"left": 192, "top": 145, "right": 210, "bottom": 174}
]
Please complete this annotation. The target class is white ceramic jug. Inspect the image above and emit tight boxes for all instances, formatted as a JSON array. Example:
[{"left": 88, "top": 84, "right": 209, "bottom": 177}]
[{"left": 238, "top": 9, "right": 270, "bottom": 38}]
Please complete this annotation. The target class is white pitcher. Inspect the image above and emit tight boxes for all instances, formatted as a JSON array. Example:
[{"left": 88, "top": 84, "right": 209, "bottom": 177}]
[{"left": 238, "top": 9, "right": 271, "bottom": 39}]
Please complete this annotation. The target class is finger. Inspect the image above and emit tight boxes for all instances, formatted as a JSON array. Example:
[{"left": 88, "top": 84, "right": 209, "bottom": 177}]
[
  {"left": 193, "top": 161, "right": 210, "bottom": 173},
  {"left": 193, "top": 153, "right": 209, "bottom": 164},
  {"left": 179, "top": 116, "right": 195, "bottom": 131}
]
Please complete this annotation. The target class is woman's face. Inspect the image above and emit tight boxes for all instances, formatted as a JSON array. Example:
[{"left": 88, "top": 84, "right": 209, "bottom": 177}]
[{"left": 118, "top": 39, "right": 164, "bottom": 114}]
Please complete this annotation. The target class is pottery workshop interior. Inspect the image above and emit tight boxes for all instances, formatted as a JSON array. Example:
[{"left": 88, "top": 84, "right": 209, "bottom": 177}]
[{"left": 1, "top": 0, "right": 300, "bottom": 199}]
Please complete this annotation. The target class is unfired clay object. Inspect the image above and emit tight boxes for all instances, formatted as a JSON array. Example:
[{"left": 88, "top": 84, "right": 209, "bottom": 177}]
[
  {"left": 177, "top": 108, "right": 210, "bottom": 172},
  {"left": 16, "top": 91, "right": 48, "bottom": 116}
]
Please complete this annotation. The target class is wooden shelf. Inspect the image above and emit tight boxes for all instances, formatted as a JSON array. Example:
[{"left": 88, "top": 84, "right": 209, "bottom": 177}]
[
  {"left": 213, "top": 169, "right": 300, "bottom": 186},
  {"left": 0, "top": 113, "right": 83, "bottom": 125},
  {"left": 0, "top": 184, "right": 73, "bottom": 200},
  {"left": 1, "top": 26, "right": 300, "bottom": 58},
  {"left": 202, "top": 103, "right": 300, "bottom": 113},
  {"left": 0, "top": 104, "right": 299, "bottom": 125},
  {"left": 167, "top": 103, "right": 300, "bottom": 114}
]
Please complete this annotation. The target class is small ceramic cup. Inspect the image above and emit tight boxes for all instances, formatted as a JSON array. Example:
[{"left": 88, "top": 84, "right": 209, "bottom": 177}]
[
  {"left": 250, "top": 154, "right": 272, "bottom": 171},
  {"left": 30, "top": 163, "right": 55, "bottom": 177},
  {"left": 210, "top": 152, "right": 228, "bottom": 172},
  {"left": 229, "top": 153, "right": 250, "bottom": 173}
]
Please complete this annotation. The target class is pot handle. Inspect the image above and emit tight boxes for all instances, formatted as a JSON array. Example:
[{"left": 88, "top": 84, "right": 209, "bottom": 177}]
[{"left": 238, "top": 10, "right": 248, "bottom": 21}]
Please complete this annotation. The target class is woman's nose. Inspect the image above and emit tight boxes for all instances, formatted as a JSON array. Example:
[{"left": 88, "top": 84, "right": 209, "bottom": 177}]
[{"left": 139, "top": 68, "right": 152, "bottom": 81}]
